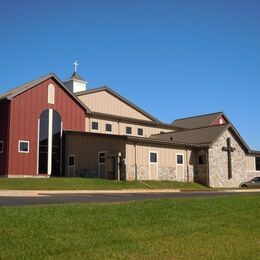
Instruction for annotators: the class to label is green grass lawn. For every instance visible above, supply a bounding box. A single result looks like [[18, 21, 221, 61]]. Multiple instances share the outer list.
[[0, 195, 259, 259], [0, 177, 207, 190]]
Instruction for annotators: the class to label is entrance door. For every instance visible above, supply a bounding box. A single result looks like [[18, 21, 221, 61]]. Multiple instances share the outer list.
[[149, 151, 158, 180], [176, 153, 184, 180], [98, 152, 106, 178], [38, 109, 62, 176]]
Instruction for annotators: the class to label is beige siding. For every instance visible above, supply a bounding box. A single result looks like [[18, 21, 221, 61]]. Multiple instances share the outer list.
[[64, 133, 126, 178], [86, 117, 173, 137], [125, 142, 194, 181], [78, 91, 154, 121], [119, 122, 172, 137], [246, 155, 256, 171], [88, 118, 119, 135]]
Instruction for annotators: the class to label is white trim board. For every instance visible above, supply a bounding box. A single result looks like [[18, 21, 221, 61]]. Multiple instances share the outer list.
[[47, 109, 53, 176], [18, 140, 30, 153]]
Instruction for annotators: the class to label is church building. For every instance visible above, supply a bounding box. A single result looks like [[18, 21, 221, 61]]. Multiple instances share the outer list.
[[0, 65, 259, 187]]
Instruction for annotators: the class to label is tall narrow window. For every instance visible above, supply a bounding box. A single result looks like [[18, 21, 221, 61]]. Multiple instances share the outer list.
[[68, 155, 75, 166], [38, 109, 61, 175], [0, 141, 3, 153], [52, 111, 61, 176], [256, 157, 260, 171], [198, 155, 205, 165], [39, 110, 49, 174], [99, 152, 106, 164], [48, 84, 55, 104]]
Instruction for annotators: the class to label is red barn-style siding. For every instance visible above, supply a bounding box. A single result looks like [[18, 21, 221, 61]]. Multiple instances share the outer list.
[[8, 77, 86, 176], [212, 115, 227, 126], [0, 100, 10, 176]]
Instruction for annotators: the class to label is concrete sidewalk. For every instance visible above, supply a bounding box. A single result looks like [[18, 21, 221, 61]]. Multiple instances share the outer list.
[[0, 189, 181, 197], [0, 189, 259, 197]]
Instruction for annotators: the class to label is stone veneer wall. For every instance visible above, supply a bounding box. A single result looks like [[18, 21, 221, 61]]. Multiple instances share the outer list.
[[208, 130, 259, 187], [126, 164, 194, 182], [158, 167, 176, 180]]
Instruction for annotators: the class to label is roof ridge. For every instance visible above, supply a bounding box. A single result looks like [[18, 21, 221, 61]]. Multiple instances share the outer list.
[[173, 123, 230, 133], [173, 111, 223, 122], [152, 123, 230, 137], [0, 73, 53, 99], [0, 73, 92, 113]]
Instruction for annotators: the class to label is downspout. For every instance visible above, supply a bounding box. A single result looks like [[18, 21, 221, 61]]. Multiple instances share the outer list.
[[206, 149, 210, 187], [134, 142, 138, 180], [186, 149, 189, 182]]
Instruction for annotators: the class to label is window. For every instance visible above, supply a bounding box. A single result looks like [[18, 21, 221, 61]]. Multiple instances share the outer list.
[[39, 110, 49, 173], [256, 157, 260, 171], [68, 155, 75, 166], [150, 152, 158, 163], [48, 84, 55, 104], [38, 109, 61, 175], [18, 141, 29, 153], [0, 141, 3, 153], [198, 155, 205, 165], [106, 123, 112, 132], [177, 154, 183, 165], [99, 152, 106, 164], [137, 128, 143, 136], [92, 121, 98, 130], [126, 127, 132, 135], [219, 118, 224, 124]]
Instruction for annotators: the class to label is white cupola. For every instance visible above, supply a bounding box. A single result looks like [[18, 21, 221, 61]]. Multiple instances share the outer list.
[[64, 61, 87, 93]]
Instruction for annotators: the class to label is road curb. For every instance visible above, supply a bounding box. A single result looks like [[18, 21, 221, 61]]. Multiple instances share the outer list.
[[0, 189, 259, 197], [0, 189, 181, 197]]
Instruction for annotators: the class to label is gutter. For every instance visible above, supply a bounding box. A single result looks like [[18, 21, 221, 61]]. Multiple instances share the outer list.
[[89, 111, 183, 130], [126, 136, 209, 149]]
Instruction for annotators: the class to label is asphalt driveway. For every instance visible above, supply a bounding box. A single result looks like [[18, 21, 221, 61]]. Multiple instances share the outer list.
[[0, 191, 259, 207]]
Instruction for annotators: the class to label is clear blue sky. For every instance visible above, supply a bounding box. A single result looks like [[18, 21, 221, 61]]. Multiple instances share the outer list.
[[0, 0, 259, 149]]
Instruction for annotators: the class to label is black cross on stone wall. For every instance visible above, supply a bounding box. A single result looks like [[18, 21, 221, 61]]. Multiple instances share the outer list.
[[222, 138, 236, 179]]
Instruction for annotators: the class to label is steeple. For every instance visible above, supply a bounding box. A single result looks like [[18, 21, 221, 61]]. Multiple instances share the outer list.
[[64, 61, 87, 93]]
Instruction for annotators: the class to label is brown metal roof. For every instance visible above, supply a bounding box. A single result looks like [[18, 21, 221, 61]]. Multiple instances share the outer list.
[[249, 150, 260, 156], [171, 112, 224, 129], [65, 71, 86, 82], [91, 111, 182, 130], [151, 124, 230, 146]]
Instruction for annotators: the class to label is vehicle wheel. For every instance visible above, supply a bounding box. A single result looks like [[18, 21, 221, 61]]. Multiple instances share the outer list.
[[241, 184, 247, 188]]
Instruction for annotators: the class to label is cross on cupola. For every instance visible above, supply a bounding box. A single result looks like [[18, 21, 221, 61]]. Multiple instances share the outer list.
[[73, 61, 79, 72], [222, 138, 236, 179], [64, 61, 88, 93]]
